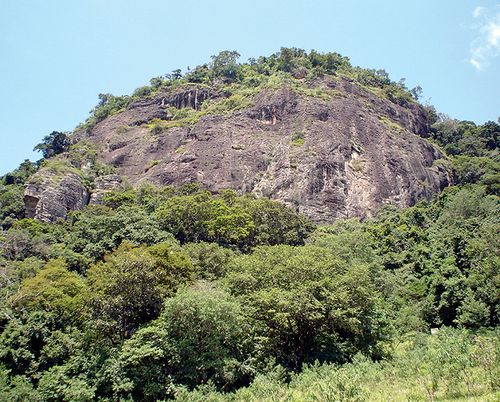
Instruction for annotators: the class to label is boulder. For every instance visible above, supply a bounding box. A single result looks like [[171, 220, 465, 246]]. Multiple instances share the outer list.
[[89, 174, 123, 204], [24, 171, 89, 222]]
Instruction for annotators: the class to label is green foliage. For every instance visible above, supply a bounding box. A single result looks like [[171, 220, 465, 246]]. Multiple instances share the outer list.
[[149, 76, 165, 89], [224, 245, 384, 369], [210, 50, 242, 82], [0, 310, 65, 376], [291, 131, 305, 146], [0, 49, 498, 398], [430, 119, 499, 196], [100, 189, 136, 209], [237, 195, 314, 246], [12, 259, 88, 324], [63, 204, 176, 262], [308, 219, 380, 269], [83, 93, 130, 131], [382, 83, 413, 106], [37, 158, 86, 183], [184, 64, 211, 84], [159, 284, 252, 388], [366, 185, 499, 330], [87, 243, 194, 339], [178, 329, 500, 401], [0, 367, 38, 401], [38, 367, 96, 401], [155, 191, 254, 247], [65, 140, 98, 169], [33, 131, 70, 159], [0, 228, 49, 261], [182, 242, 237, 280], [1, 160, 38, 186], [0, 184, 25, 229], [0, 179, 497, 400], [431, 118, 499, 157], [204, 93, 252, 115], [132, 85, 152, 97], [452, 155, 499, 186], [355, 68, 391, 88], [115, 284, 252, 400], [155, 190, 313, 249], [307, 49, 350, 74], [81, 47, 418, 136], [0, 257, 45, 301]]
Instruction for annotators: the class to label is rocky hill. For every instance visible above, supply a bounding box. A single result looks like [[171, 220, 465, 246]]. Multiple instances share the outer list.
[[2, 49, 498, 402], [25, 49, 452, 222]]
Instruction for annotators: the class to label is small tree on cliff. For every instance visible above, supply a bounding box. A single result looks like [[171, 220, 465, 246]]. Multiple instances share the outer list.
[[211, 50, 242, 82], [33, 131, 70, 159]]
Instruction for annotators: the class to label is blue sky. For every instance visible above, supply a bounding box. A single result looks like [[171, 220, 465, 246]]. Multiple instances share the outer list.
[[1, 0, 499, 174]]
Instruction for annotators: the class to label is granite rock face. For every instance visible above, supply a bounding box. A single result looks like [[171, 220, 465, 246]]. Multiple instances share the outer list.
[[89, 174, 123, 205], [24, 171, 89, 222], [56, 77, 452, 222]]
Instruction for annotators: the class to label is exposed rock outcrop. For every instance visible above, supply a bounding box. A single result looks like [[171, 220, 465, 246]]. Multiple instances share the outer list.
[[43, 77, 453, 223], [161, 87, 211, 110], [75, 86, 219, 141], [24, 171, 89, 222], [89, 174, 123, 204]]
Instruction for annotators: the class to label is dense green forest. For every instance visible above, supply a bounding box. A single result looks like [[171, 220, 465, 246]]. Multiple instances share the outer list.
[[0, 49, 499, 401]]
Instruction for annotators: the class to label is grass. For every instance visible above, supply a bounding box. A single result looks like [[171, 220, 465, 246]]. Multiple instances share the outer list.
[[143, 91, 254, 133], [145, 160, 160, 172], [40, 159, 84, 178], [378, 115, 405, 132], [116, 125, 132, 134], [204, 93, 253, 115], [175, 329, 500, 401], [291, 131, 305, 147]]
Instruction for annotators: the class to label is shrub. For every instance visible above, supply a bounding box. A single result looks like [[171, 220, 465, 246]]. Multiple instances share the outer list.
[[132, 86, 152, 97], [33, 131, 70, 159]]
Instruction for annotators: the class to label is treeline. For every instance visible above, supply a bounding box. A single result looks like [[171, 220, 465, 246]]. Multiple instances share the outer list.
[[429, 116, 499, 194]]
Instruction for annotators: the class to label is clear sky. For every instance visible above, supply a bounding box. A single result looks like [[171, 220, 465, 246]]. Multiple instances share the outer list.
[[1, 0, 499, 174]]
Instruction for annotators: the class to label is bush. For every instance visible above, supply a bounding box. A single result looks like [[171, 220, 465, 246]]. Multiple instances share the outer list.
[[33, 131, 70, 159], [132, 86, 152, 97]]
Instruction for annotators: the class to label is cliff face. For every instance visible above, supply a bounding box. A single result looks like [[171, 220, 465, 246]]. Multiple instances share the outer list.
[[29, 76, 452, 223], [71, 76, 451, 222], [24, 172, 122, 222], [24, 172, 89, 223]]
